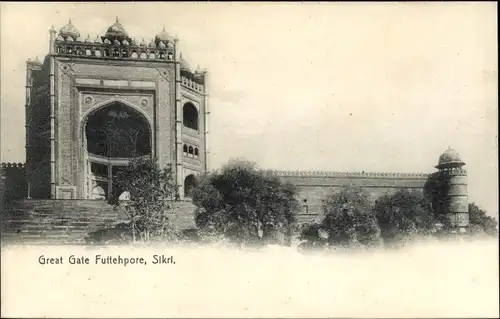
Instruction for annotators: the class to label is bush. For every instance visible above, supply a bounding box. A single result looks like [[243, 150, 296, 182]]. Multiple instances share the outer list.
[[373, 189, 436, 246], [298, 222, 328, 250], [468, 203, 498, 237], [192, 159, 299, 247], [85, 222, 133, 245], [108, 157, 181, 244], [319, 185, 382, 249]]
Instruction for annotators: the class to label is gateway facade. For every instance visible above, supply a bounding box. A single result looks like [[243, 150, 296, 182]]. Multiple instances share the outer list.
[[25, 19, 209, 200]]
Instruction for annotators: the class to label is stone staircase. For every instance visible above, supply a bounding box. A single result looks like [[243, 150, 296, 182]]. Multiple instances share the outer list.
[[1, 199, 198, 245], [1, 199, 318, 245], [169, 200, 197, 230], [1, 199, 127, 245]]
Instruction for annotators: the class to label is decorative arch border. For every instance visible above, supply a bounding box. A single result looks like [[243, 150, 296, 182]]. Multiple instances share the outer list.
[[180, 99, 200, 112], [79, 97, 154, 155], [81, 97, 153, 126]]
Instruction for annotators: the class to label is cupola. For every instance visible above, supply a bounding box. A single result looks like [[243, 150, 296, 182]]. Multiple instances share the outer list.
[[155, 26, 173, 44], [435, 147, 465, 169], [59, 19, 80, 39], [105, 17, 128, 38]]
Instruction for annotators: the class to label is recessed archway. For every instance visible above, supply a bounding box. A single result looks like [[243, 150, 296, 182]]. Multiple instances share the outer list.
[[83, 102, 152, 199], [184, 174, 197, 198]]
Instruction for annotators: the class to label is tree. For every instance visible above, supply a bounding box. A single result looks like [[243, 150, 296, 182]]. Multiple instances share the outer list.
[[468, 203, 498, 237], [298, 222, 328, 251], [319, 185, 382, 249], [110, 157, 180, 243], [191, 159, 299, 247], [373, 189, 436, 246]]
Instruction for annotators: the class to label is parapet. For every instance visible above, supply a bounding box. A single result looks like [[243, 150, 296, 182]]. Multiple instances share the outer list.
[[264, 170, 429, 179], [1, 163, 25, 169]]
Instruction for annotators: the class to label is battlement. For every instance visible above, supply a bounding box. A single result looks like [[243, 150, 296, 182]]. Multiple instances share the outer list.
[[1, 163, 25, 169], [181, 75, 204, 92], [1, 162, 27, 202], [264, 170, 429, 179]]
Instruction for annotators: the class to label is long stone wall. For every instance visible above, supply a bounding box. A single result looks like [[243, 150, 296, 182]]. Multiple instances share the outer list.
[[266, 170, 430, 222]]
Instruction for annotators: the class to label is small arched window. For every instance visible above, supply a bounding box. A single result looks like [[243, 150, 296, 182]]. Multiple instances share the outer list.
[[113, 49, 120, 57], [183, 144, 188, 156], [149, 52, 156, 59], [140, 52, 147, 59], [122, 49, 128, 58], [131, 51, 138, 59], [94, 49, 101, 57], [183, 103, 199, 131], [85, 48, 92, 56], [188, 146, 194, 157], [194, 148, 199, 158]]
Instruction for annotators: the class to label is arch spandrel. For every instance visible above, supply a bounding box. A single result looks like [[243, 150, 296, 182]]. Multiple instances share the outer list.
[[81, 97, 154, 128]]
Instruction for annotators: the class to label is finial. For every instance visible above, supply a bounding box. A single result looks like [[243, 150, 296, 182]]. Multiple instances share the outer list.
[[69, 18, 72, 24], [180, 52, 183, 59], [116, 16, 119, 23], [162, 26, 166, 32]]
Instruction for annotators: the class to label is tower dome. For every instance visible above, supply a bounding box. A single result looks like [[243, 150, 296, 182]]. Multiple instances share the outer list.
[[155, 27, 173, 43], [436, 147, 465, 169], [105, 17, 128, 38], [59, 19, 80, 39], [180, 54, 191, 72]]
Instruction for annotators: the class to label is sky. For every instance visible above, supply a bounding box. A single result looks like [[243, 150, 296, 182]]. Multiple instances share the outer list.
[[0, 2, 498, 216]]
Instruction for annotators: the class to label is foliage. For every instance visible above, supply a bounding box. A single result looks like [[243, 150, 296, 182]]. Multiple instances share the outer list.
[[423, 171, 451, 216], [468, 203, 498, 237], [373, 189, 436, 246], [191, 159, 299, 247], [298, 222, 328, 250], [109, 157, 180, 243], [85, 222, 133, 245], [319, 185, 382, 248]]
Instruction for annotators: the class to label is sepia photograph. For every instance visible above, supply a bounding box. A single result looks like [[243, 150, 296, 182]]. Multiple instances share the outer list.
[[1, 2, 498, 318]]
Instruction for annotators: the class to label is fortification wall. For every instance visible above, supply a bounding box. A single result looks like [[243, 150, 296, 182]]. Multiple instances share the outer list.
[[0, 163, 27, 203], [266, 170, 430, 219], [1, 168, 433, 244]]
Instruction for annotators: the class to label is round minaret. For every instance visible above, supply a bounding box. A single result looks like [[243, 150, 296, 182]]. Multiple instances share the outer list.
[[435, 147, 469, 233]]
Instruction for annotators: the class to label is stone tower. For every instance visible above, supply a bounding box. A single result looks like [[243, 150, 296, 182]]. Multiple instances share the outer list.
[[25, 18, 209, 200], [435, 147, 469, 232]]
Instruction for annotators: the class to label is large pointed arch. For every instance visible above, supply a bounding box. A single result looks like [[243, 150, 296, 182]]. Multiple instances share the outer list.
[[82, 100, 153, 199]]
